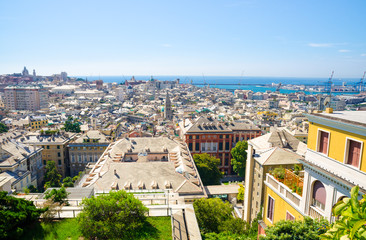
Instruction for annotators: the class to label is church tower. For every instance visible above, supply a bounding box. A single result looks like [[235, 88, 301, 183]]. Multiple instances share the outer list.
[[164, 92, 173, 120]]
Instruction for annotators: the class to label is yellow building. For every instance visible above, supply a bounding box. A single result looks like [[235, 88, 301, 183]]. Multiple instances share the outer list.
[[24, 132, 77, 178], [259, 110, 366, 236], [30, 116, 48, 130]]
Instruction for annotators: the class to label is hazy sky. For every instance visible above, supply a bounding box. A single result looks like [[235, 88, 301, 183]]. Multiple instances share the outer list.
[[1, 0, 365, 78]]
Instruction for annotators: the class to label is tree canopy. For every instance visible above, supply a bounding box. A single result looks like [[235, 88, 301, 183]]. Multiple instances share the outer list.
[[44, 186, 69, 205], [0, 123, 8, 134], [62, 177, 74, 187], [231, 141, 248, 178], [193, 153, 222, 185], [194, 198, 257, 239], [260, 217, 328, 240], [0, 191, 44, 239], [77, 190, 149, 240], [194, 198, 233, 234], [322, 186, 366, 240], [63, 116, 81, 133], [44, 161, 62, 189]]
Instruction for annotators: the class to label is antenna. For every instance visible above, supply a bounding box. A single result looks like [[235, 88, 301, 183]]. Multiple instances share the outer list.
[[202, 73, 206, 85]]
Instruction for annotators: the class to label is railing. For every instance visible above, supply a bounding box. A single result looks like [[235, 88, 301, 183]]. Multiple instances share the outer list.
[[267, 175, 279, 189], [309, 206, 324, 220], [305, 149, 366, 190], [38, 204, 179, 219], [266, 173, 302, 207], [283, 169, 303, 196]]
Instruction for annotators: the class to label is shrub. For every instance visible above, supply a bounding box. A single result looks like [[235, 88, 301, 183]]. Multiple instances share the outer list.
[[77, 190, 148, 239]]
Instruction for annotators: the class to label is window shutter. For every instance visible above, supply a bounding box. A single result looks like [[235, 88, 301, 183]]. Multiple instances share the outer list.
[[348, 140, 361, 167]]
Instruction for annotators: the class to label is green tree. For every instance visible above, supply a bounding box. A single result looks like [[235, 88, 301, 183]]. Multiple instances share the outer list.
[[44, 161, 62, 189], [0, 191, 45, 239], [194, 198, 234, 234], [62, 176, 74, 187], [322, 186, 366, 240], [193, 153, 222, 185], [64, 116, 81, 133], [44, 186, 69, 205], [77, 190, 149, 239], [260, 217, 328, 240], [0, 123, 8, 133], [237, 184, 244, 202], [231, 141, 248, 177], [204, 231, 255, 240]]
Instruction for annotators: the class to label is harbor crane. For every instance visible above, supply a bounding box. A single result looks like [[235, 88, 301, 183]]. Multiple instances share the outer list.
[[354, 71, 366, 92], [324, 71, 334, 94], [275, 83, 282, 93]]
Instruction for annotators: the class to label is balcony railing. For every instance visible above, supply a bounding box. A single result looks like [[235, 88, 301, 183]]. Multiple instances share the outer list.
[[265, 173, 302, 207], [309, 205, 324, 220], [304, 149, 366, 190]]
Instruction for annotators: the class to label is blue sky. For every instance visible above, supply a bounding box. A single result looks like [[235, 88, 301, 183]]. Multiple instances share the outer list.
[[0, 0, 365, 78]]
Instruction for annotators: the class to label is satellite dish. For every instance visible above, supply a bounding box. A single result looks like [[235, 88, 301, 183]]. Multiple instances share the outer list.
[[324, 97, 331, 107]]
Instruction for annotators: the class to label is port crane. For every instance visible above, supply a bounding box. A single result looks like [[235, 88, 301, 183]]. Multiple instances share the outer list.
[[324, 71, 334, 94], [354, 71, 366, 92], [275, 83, 282, 93]]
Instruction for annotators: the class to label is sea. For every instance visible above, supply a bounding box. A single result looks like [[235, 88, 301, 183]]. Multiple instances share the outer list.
[[78, 75, 362, 96]]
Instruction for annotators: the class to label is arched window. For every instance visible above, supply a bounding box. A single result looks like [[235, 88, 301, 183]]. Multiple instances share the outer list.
[[312, 181, 326, 211]]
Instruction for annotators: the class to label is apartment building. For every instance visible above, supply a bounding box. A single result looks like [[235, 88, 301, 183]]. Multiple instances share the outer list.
[[68, 130, 110, 177], [4, 85, 48, 111], [179, 116, 261, 175], [243, 129, 306, 223], [259, 110, 366, 236], [29, 116, 48, 130], [0, 131, 43, 190], [24, 132, 77, 178]]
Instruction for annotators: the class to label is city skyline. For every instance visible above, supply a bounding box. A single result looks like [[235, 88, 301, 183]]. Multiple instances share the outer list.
[[1, 0, 366, 78]]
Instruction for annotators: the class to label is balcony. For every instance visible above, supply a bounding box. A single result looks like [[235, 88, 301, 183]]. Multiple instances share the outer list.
[[265, 173, 302, 207], [309, 205, 324, 220], [304, 149, 366, 190]]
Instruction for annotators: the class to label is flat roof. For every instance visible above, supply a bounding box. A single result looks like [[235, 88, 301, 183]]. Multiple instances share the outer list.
[[312, 111, 366, 127], [204, 184, 239, 195]]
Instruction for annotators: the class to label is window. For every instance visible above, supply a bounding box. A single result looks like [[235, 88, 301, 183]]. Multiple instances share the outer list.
[[46, 145, 50, 149], [57, 145, 60, 149], [267, 195, 274, 222], [189, 135, 193, 139], [72, 154, 75, 163], [196, 143, 200, 151], [346, 139, 361, 168], [286, 212, 295, 221], [188, 143, 193, 151], [318, 131, 329, 155], [225, 142, 230, 150], [219, 135, 223, 139], [196, 135, 200, 139], [236, 137, 239, 142], [57, 152, 61, 157], [225, 158, 229, 166], [312, 181, 326, 211], [90, 155, 93, 162], [78, 154, 82, 163], [58, 160, 62, 165], [201, 143, 206, 152], [219, 142, 223, 151], [43, 160, 46, 165]]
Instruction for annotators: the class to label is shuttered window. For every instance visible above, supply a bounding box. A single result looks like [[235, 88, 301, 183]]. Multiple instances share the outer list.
[[267, 196, 274, 222], [312, 181, 326, 211], [286, 212, 295, 221], [318, 131, 329, 154], [347, 140, 361, 168]]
